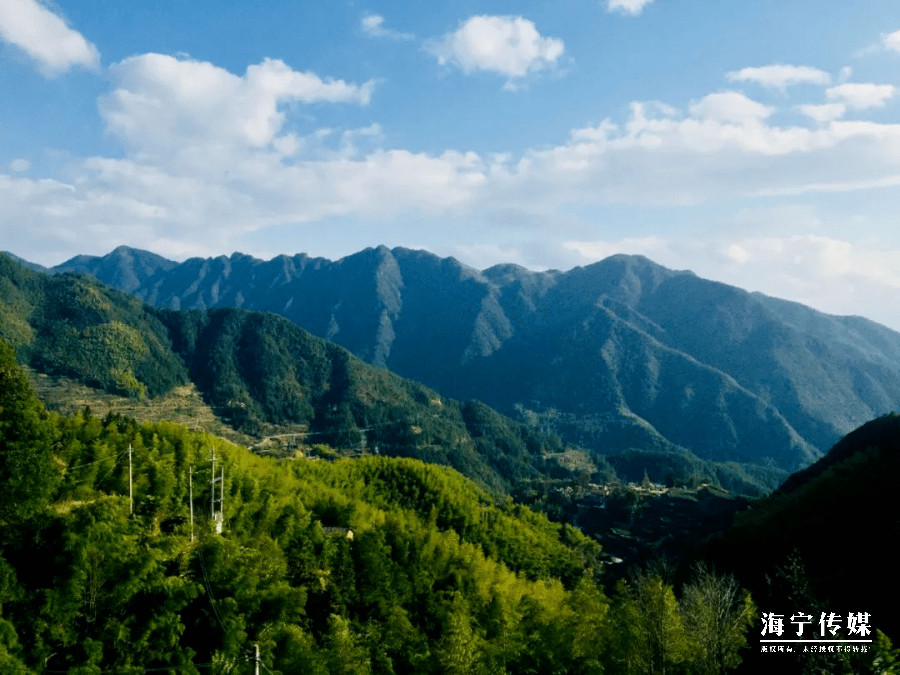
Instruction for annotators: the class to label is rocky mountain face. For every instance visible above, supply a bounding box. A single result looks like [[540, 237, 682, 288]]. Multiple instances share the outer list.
[[49, 245, 900, 471]]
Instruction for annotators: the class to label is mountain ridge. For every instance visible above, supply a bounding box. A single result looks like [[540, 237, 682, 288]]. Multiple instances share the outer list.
[[29, 245, 900, 472]]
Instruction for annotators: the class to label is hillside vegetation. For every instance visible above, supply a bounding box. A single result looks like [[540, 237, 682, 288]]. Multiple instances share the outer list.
[[0, 338, 778, 674], [0, 254, 561, 495], [0, 253, 187, 398], [709, 413, 900, 640], [698, 413, 900, 673]]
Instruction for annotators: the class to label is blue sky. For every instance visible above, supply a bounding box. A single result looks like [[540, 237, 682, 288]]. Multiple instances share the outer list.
[[3, 0, 900, 330]]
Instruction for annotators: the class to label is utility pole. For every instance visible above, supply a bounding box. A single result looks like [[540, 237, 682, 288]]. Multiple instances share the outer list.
[[254, 643, 260, 675], [189, 465, 194, 543], [210, 449, 216, 521], [219, 466, 225, 533], [210, 449, 225, 534], [128, 443, 133, 514]]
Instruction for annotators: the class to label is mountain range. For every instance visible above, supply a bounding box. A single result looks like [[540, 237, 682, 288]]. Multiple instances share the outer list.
[[39, 244, 900, 473], [1, 252, 585, 495]]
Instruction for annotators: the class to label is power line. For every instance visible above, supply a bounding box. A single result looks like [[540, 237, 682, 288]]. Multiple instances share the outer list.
[[198, 549, 227, 633], [60, 447, 132, 489], [46, 662, 213, 673], [65, 447, 131, 472]]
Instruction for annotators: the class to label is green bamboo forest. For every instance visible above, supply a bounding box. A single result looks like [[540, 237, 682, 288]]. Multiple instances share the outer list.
[[0, 338, 748, 673]]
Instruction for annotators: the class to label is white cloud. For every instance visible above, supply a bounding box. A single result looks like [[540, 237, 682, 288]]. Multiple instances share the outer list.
[[883, 29, 900, 53], [446, 242, 530, 269], [0, 171, 163, 261], [361, 13, 384, 34], [726, 64, 831, 91], [1, 54, 468, 261], [0, 145, 491, 265], [9, 158, 31, 172], [361, 13, 414, 40], [752, 174, 900, 198], [826, 83, 896, 109], [606, 0, 655, 16], [500, 93, 900, 210], [17, 70, 900, 250], [81, 147, 486, 225], [689, 91, 773, 123], [0, 0, 99, 75], [711, 234, 900, 323], [729, 203, 824, 235], [796, 103, 846, 123], [99, 54, 376, 154], [429, 15, 564, 82]]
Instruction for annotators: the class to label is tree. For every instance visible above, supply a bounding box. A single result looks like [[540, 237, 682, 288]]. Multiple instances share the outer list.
[[0, 622, 30, 675], [680, 563, 755, 674], [870, 629, 900, 674], [0, 558, 28, 675], [563, 577, 612, 673], [437, 593, 483, 675], [0, 339, 60, 521], [324, 614, 371, 675], [616, 571, 689, 675]]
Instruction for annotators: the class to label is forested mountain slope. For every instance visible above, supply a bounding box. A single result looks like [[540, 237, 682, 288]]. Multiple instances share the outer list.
[[0, 253, 569, 494], [0, 337, 773, 674], [4, 338, 898, 673], [50, 245, 900, 471], [706, 413, 900, 669], [0, 339, 605, 673]]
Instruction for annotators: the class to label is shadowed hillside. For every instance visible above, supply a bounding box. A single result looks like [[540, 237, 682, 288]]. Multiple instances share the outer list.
[[706, 413, 900, 670]]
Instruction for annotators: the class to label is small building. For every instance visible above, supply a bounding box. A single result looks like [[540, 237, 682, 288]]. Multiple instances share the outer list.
[[322, 526, 354, 540]]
